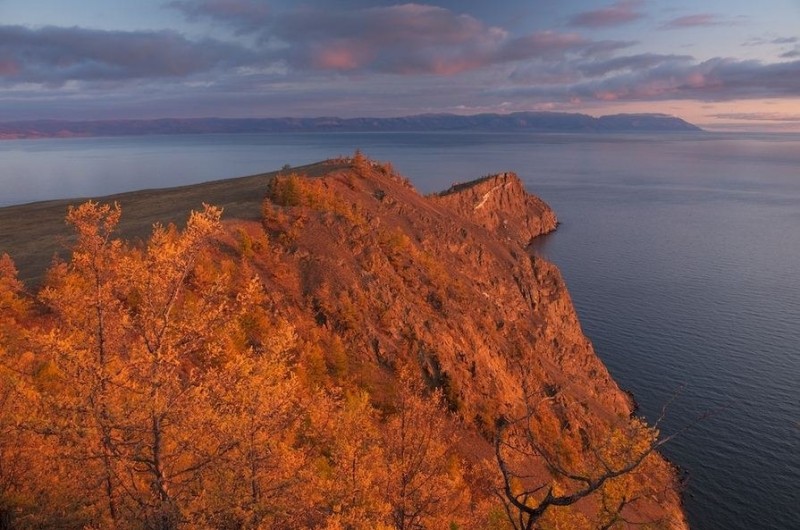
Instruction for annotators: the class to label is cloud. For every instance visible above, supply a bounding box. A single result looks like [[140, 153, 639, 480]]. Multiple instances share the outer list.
[[585, 58, 800, 101], [661, 14, 724, 29], [577, 53, 693, 76], [167, 0, 270, 33], [508, 53, 689, 84], [743, 36, 798, 47], [0, 25, 254, 86], [708, 112, 800, 122], [568, 0, 644, 28], [171, 3, 633, 75], [673, 14, 715, 27], [5, 2, 799, 121], [495, 58, 800, 103], [272, 4, 507, 74]]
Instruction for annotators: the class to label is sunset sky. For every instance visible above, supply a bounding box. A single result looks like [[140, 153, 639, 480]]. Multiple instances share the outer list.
[[1, 0, 799, 130]]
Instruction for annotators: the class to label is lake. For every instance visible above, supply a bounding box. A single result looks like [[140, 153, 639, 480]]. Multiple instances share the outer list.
[[1, 131, 799, 529]]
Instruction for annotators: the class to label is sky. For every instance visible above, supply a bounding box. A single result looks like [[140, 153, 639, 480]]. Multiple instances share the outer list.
[[1, 0, 799, 131]]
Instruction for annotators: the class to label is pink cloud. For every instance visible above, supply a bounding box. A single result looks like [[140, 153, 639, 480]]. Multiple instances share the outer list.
[[273, 5, 628, 75], [708, 112, 800, 122], [311, 42, 369, 71], [662, 14, 723, 29], [264, 4, 629, 76], [595, 91, 620, 101], [0, 59, 20, 76], [569, 0, 644, 28], [172, 2, 631, 76]]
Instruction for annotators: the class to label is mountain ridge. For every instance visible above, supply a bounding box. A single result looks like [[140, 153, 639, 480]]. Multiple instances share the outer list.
[[0, 112, 702, 139]]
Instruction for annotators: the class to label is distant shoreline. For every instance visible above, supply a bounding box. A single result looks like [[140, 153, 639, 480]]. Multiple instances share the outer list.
[[0, 111, 702, 140]]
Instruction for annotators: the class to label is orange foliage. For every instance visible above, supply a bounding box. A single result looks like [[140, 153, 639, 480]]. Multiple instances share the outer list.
[[0, 194, 677, 530]]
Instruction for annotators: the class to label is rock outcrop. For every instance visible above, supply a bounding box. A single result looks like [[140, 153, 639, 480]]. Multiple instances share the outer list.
[[248, 159, 687, 528], [433, 172, 558, 246]]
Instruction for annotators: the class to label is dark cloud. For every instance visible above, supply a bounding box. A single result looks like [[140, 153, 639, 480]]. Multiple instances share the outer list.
[[568, 0, 644, 28], [577, 53, 693, 76], [167, 0, 271, 33], [172, 3, 633, 75], [780, 48, 800, 58], [0, 25, 253, 86], [495, 58, 800, 103], [508, 53, 689, 84]]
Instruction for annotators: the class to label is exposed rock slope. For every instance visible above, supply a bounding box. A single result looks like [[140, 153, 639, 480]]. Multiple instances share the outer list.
[[434, 172, 558, 246], [245, 159, 687, 527]]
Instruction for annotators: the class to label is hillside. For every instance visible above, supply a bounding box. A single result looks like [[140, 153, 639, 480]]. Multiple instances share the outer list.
[[0, 161, 334, 286], [0, 157, 687, 528], [0, 112, 702, 139]]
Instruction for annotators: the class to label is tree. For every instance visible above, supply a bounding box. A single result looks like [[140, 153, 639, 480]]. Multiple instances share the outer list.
[[352, 149, 370, 176], [100, 203, 257, 527], [493, 383, 678, 530], [33, 202, 129, 525], [320, 390, 390, 529], [0, 254, 36, 529], [189, 313, 313, 528], [382, 371, 468, 530], [28, 202, 278, 528]]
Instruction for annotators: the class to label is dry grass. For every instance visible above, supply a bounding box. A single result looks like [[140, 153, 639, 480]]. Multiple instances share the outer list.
[[0, 161, 333, 286]]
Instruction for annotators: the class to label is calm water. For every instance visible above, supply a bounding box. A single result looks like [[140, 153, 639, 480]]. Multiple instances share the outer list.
[[2, 132, 799, 528]]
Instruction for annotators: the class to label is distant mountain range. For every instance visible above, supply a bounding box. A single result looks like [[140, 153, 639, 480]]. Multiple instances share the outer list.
[[0, 112, 702, 139]]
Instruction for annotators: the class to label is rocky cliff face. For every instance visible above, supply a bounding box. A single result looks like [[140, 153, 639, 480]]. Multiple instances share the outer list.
[[244, 159, 687, 528], [433, 172, 558, 246]]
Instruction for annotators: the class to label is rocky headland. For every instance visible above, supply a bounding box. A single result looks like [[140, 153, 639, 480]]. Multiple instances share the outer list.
[[0, 157, 687, 528]]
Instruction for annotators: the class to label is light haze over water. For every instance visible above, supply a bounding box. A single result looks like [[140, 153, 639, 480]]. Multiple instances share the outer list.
[[1, 132, 799, 529]]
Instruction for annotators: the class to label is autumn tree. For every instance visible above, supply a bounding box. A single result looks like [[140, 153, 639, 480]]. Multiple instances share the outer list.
[[0, 254, 35, 528], [101, 205, 279, 527], [21, 202, 306, 528], [32, 202, 130, 525], [352, 149, 370, 176], [493, 381, 675, 530], [319, 390, 390, 529], [189, 312, 316, 528], [382, 371, 468, 530]]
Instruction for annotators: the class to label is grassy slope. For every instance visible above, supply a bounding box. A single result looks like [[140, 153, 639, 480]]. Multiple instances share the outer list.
[[0, 162, 331, 285]]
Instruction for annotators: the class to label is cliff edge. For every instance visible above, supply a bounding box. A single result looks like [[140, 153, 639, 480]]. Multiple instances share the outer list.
[[251, 158, 687, 528], [434, 172, 558, 246]]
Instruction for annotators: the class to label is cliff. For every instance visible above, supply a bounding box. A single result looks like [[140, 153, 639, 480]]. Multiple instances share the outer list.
[[0, 158, 688, 527], [250, 159, 687, 527], [434, 172, 558, 245]]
